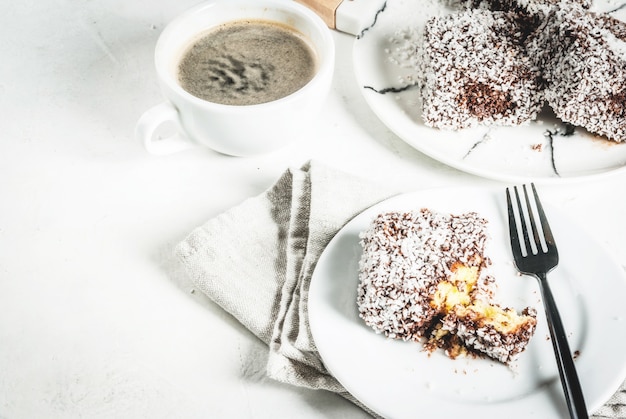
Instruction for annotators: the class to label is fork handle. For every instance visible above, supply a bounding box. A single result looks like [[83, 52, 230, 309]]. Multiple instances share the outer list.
[[538, 273, 588, 419]]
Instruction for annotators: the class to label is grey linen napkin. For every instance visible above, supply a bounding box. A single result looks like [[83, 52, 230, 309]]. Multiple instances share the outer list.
[[175, 160, 626, 418], [175, 160, 397, 407]]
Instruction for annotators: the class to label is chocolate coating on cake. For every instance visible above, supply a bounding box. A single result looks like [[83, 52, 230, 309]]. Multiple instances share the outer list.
[[419, 10, 543, 130]]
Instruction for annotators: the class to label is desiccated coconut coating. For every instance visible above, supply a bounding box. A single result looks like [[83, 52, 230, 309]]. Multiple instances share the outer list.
[[419, 10, 543, 130], [441, 305, 537, 364], [527, 5, 626, 142], [357, 209, 537, 364], [357, 210, 490, 341], [411, 0, 625, 142], [446, 0, 591, 14]]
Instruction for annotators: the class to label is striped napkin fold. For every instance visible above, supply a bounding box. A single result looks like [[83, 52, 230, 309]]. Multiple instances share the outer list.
[[175, 160, 395, 413]]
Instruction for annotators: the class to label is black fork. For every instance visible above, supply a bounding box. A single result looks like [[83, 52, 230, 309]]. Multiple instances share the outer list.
[[506, 184, 588, 419]]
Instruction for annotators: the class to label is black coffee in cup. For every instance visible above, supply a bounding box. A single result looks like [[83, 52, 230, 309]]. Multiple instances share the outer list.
[[177, 19, 318, 106]]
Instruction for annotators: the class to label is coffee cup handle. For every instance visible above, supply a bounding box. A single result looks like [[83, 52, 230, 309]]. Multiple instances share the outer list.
[[136, 102, 196, 155]]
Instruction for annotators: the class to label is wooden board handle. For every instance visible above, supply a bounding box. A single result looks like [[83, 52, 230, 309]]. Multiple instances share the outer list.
[[295, 0, 343, 29]]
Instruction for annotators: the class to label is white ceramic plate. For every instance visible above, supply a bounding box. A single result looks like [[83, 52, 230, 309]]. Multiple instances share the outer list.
[[309, 187, 626, 418], [353, 0, 626, 183]]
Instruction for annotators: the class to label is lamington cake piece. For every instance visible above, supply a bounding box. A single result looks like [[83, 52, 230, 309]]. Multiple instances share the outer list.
[[419, 9, 543, 130], [446, 0, 591, 14], [527, 4, 626, 142], [357, 209, 537, 364]]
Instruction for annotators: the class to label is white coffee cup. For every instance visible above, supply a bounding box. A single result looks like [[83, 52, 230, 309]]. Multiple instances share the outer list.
[[136, 0, 334, 156]]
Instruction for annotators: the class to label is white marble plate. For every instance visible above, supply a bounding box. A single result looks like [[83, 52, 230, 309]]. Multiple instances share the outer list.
[[352, 0, 626, 183], [309, 187, 626, 418]]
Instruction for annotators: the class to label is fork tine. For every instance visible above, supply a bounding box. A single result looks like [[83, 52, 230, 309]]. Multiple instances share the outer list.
[[506, 187, 523, 257], [523, 184, 543, 254], [513, 185, 533, 256], [530, 183, 557, 250]]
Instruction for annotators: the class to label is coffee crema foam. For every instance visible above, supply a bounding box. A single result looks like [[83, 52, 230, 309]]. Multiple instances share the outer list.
[[177, 20, 317, 106]]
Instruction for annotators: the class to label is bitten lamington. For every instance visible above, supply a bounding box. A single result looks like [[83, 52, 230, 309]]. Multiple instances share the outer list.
[[357, 209, 537, 364]]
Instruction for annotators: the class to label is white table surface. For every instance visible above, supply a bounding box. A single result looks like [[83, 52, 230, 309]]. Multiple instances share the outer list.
[[1, 1, 625, 418]]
